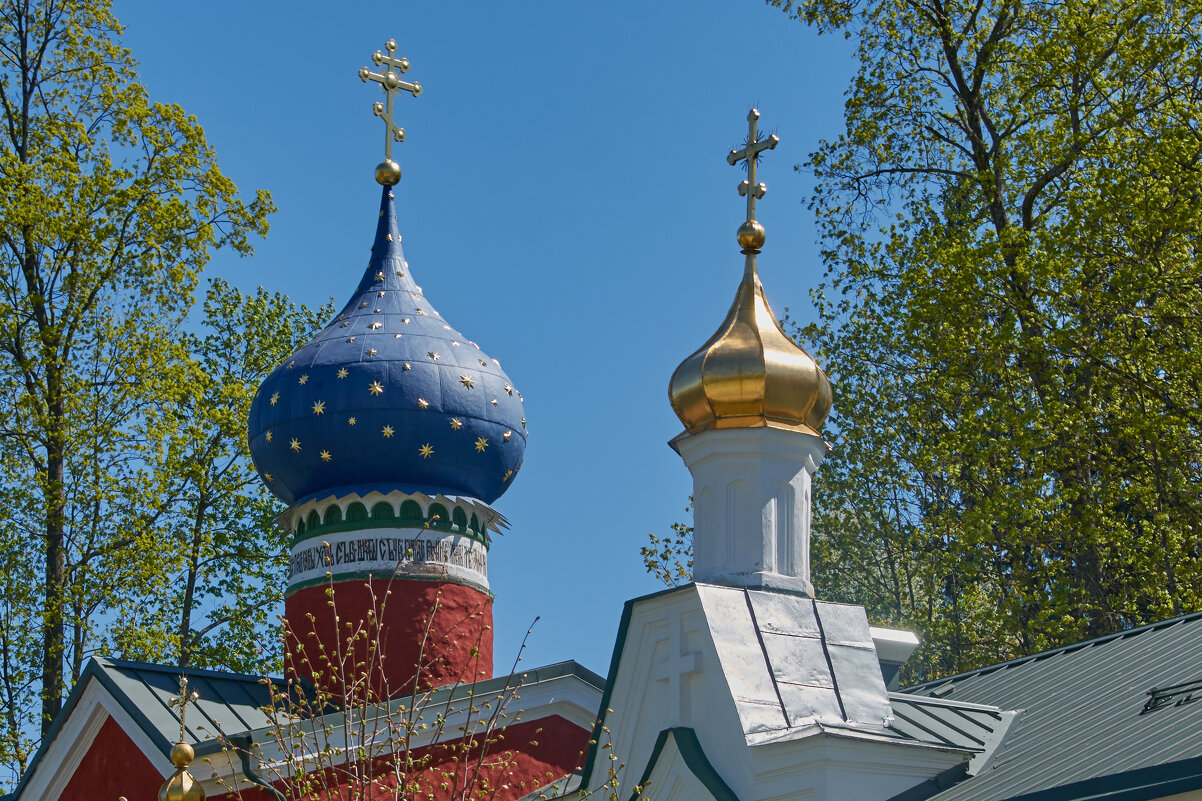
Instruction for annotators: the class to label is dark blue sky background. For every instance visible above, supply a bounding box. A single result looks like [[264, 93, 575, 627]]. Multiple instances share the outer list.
[[114, 0, 856, 676]]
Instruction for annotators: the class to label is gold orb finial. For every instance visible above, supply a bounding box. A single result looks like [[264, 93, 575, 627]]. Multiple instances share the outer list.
[[170, 742, 195, 768], [375, 160, 402, 185], [737, 220, 766, 251]]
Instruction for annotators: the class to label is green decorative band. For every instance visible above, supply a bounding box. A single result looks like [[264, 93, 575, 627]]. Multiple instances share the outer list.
[[290, 496, 493, 547], [290, 517, 488, 548]]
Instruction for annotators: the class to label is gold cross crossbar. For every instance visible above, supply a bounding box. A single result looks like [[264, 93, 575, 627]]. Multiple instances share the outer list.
[[167, 676, 200, 743], [360, 39, 422, 167], [726, 108, 779, 224]]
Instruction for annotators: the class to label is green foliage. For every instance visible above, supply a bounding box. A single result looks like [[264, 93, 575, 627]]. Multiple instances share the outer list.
[[104, 280, 329, 674], [641, 501, 692, 588], [770, 0, 1202, 679], [650, 0, 1202, 684], [0, 0, 319, 784]]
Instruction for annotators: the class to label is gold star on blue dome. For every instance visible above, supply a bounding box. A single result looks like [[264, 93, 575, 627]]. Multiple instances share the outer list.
[[475, 437, 488, 452], [369, 381, 384, 396], [419, 443, 434, 458]]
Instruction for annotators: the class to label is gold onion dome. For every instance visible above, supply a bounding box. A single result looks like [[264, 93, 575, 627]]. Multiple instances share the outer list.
[[158, 743, 205, 801], [669, 260, 831, 437]]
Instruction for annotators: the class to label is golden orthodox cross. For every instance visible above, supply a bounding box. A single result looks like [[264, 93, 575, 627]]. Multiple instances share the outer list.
[[359, 39, 422, 164], [167, 675, 200, 742], [726, 108, 779, 223]]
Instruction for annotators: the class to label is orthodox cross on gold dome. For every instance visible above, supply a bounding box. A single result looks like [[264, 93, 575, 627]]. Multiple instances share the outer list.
[[359, 38, 422, 185], [167, 675, 200, 743], [726, 108, 778, 252]]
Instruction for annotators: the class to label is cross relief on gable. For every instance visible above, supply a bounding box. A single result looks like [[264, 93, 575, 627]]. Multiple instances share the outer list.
[[653, 613, 704, 726]]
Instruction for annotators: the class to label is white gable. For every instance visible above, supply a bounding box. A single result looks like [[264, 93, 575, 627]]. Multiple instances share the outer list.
[[587, 584, 976, 801]]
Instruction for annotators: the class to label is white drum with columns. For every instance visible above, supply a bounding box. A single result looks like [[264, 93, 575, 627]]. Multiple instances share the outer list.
[[674, 427, 826, 596]]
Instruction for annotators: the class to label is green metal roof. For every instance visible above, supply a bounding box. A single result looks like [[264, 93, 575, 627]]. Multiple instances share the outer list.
[[12, 656, 604, 801], [95, 657, 284, 751], [901, 611, 1202, 801]]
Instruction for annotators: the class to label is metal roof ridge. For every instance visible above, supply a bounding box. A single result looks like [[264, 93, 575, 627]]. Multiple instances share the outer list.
[[742, 715, 983, 753], [430, 659, 606, 701], [99, 656, 281, 686], [890, 692, 1008, 714], [904, 610, 1202, 692], [205, 658, 607, 752]]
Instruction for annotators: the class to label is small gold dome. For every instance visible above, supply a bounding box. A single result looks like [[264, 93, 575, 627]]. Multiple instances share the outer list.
[[158, 742, 205, 801], [669, 259, 831, 438]]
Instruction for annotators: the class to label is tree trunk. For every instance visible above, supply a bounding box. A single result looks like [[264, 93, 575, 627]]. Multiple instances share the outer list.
[[178, 498, 208, 668], [40, 445, 65, 735]]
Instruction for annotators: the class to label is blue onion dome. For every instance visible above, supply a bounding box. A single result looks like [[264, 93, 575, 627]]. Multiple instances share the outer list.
[[248, 186, 528, 506]]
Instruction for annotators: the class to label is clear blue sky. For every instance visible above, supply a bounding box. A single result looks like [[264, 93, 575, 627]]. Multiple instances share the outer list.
[[113, 1, 855, 676]]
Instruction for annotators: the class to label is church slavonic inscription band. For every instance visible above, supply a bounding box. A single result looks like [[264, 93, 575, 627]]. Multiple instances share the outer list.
[[289, 529, 489, 590]]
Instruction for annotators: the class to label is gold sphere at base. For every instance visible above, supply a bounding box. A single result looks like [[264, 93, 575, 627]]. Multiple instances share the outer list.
[[737, 220, 766, 250], [374, 160, 402, 185], [170, 742, 195, 768]]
